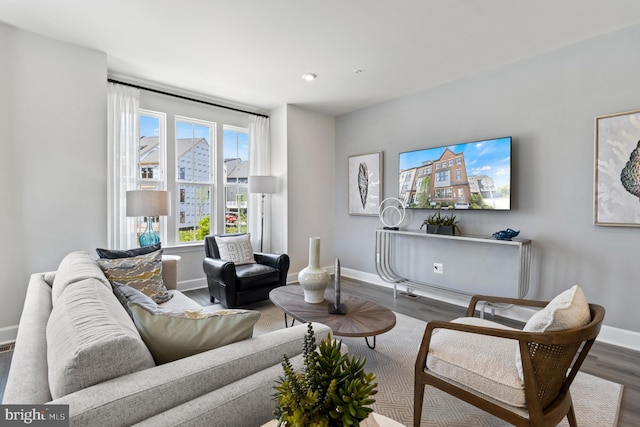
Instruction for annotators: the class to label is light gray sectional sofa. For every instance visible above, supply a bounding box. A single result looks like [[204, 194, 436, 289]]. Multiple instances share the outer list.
[[3, 251, 330, 426]]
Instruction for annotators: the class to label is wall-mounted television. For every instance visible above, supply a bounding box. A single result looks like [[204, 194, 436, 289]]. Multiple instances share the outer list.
[[399, 136, 512, 210]]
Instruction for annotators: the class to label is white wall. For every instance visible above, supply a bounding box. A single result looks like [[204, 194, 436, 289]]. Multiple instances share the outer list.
[[335, 23, 640, 336], [285, 106, 336, 274], [0, 23, 107, 336]]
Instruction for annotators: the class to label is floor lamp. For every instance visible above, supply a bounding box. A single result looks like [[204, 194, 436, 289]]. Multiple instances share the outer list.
[[249, 176, 276, 252]]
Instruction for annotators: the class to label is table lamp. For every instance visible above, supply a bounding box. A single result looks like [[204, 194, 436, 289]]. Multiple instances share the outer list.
[[126, 190, 170, 247], [249, 176, 276, 252]]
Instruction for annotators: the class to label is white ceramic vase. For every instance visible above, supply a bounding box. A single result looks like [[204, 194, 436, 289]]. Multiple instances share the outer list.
[[298, 237, 329, 303]]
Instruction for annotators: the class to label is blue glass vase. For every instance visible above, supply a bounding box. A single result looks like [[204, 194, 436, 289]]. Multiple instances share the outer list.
[[139, 217, 161, 247]]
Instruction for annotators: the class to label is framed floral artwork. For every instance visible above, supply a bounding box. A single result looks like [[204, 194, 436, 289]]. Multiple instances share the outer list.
[[594, 109, 640, 226], [348, 152, 383, 216]]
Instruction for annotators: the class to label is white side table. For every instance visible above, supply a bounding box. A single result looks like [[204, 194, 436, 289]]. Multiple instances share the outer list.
[[161, 254, 181, 290]]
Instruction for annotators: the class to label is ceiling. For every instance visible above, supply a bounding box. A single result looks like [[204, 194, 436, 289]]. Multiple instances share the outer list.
[[2, 0, 640, 116]]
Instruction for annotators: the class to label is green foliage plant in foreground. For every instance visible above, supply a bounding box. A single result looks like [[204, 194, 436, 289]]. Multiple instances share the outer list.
[[274, 323, 378, 427]]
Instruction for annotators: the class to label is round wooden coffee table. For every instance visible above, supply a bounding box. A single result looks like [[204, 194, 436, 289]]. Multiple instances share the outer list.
[[269, 285, 396, 349]]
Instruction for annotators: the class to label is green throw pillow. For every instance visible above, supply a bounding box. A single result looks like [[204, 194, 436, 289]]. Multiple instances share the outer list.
[[129, 303, 261, 364]]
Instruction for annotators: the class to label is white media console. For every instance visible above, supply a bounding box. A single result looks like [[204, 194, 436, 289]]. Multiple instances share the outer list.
[[375, 228, 532, 299]]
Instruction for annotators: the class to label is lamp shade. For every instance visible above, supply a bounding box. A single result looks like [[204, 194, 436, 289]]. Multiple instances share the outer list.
[[249, 176, 277, 194], [126, 190, 170, 217]]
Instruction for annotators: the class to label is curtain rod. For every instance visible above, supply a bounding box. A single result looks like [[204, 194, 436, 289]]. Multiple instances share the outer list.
[[107, 78, 269, 119]]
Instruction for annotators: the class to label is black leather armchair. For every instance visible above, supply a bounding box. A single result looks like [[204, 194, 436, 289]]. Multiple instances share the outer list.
[[203, 234, 290, 308]]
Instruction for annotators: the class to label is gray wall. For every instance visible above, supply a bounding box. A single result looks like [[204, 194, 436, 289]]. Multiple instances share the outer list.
[[335, 24, 640, 333], [0, 23, 107, 336]]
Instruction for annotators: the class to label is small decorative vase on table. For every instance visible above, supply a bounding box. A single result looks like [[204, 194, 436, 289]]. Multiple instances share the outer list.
[[298, 237, 329, 303]]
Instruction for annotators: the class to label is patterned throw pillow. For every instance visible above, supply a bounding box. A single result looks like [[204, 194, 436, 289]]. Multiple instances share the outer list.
[[97, 249, 173, 304], [214, 234, 256, 265], [129, 303, 261, 364]]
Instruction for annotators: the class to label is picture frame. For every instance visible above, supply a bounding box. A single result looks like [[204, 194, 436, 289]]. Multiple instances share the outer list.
[[348, 151, 383, 216], [594, 109, 640, 226]]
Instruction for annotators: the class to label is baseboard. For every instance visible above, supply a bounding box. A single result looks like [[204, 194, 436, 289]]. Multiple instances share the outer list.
[[177, 277, 208, 292], [342, 267, 640, 352], [0, 325, 17, 346]]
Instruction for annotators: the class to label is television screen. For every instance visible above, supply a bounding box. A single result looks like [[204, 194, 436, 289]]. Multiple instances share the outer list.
[[399, 136, 512, 210]]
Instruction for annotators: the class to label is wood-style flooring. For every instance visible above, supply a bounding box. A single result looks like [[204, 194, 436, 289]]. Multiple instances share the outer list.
[[185, 279, 640, 427]]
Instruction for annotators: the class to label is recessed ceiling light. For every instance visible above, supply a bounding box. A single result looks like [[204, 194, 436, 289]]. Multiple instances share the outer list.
[[302, 73, 317, 81]]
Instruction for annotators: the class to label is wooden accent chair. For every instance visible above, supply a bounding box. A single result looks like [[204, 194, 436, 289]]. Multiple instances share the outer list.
[[414, 290, 605, 427]]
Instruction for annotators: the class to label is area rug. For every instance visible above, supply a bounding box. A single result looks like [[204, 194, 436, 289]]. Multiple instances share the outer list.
[[251, 301, 623, 427]]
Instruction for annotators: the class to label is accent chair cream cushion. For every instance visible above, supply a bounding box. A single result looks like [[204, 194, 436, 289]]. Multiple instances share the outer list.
[[46, 278, 156, 399], [516, 285, 591, 381], [97, 249, 173, 304], [129, 303, 261, 364], [214, 234, 256, 265], [426, 317, 526, 407]]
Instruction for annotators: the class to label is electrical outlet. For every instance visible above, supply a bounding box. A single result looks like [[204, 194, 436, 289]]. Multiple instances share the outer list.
[[433, 263, 444, 274]]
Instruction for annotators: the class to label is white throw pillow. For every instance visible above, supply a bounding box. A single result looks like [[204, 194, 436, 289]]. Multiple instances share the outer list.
[[516, 285, 591, 381], [129, 303, 261, 364], [214, 234, 256, 265], [523, 285, 590, 333]]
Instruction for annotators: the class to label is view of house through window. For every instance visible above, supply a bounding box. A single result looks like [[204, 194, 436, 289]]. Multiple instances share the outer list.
[[137, 111, 166, 241], [176, 118, 214, 243], [224, 126, 249, 233], [137, 108, 250, 246]]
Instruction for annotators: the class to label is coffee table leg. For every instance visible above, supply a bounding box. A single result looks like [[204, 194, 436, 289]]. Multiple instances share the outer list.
[[365, 336, 376, 349], [284, 313, 296, 328]]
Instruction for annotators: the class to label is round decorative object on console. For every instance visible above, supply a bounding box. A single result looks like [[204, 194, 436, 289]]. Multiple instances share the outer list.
[[379, 197, 406, 230], [298, 237, 330, 303]]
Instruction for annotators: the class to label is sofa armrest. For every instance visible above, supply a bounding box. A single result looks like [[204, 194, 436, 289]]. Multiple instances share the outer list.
[[53, 322, 331, 427], [2, 274, 53, 404]]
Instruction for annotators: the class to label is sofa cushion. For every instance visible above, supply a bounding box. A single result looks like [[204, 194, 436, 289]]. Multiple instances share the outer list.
[[129, 303, 261, 364], [47, 278, 156, 399], [52, 251, 111, 304], [97, 249, 173, 304], [214, 234, 256, 265], [96, 243, 161, 259], [426, 317, 526, 407]]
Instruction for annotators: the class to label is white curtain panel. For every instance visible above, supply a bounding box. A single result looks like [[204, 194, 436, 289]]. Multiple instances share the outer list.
[[249, 116, 272, 251], [107, 83, 140, 249]]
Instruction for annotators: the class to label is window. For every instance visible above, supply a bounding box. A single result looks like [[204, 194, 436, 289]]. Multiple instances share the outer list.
[[136, 110, 166, 242], [175, 117, 214, 243], [123, 92, 257, 248], [223, 126, 249, 233]]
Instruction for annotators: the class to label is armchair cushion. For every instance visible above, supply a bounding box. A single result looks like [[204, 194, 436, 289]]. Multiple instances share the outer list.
[[129, 303, 261, 364], [214, 234, 256, 265], [426, 317, 526, 407], [235, 263, 280, 291]]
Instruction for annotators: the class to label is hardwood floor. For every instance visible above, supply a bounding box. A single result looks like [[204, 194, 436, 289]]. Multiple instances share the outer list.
[[187, 279, 640, 426]]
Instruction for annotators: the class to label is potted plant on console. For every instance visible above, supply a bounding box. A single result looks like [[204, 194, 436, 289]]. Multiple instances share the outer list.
[[420, 211, 459, 235], [274, 323, 378, 426]]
